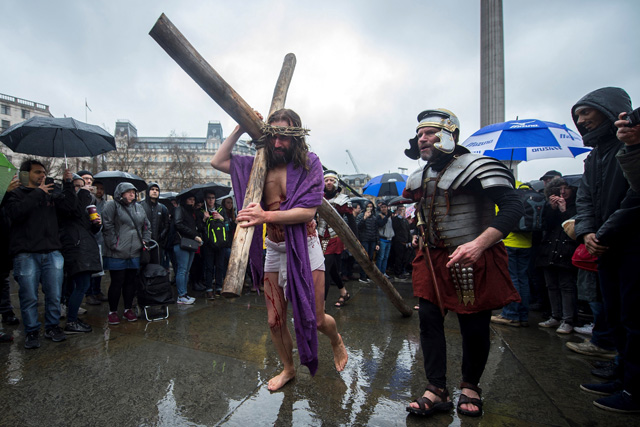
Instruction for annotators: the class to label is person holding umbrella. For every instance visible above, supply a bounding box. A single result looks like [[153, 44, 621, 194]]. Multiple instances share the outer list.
[[4, 160, 76, 348], [101, 182, 151, 324]]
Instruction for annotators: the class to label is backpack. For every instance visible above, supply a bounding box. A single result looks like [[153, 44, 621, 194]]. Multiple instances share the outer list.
[[514, 184, 546, 232], [205, 213, 232, 249]]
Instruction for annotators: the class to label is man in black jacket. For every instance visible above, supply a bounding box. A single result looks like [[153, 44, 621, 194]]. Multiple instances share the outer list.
[[141, 182, 169, 262], [572, 87, 640, 413], [4, 160, 73, 349]]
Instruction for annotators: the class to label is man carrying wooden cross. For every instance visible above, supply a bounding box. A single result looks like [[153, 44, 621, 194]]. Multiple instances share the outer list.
[[211, 108, 348, 391]]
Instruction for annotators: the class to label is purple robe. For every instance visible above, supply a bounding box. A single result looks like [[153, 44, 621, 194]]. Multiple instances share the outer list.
[[230, 152, 324, 375]]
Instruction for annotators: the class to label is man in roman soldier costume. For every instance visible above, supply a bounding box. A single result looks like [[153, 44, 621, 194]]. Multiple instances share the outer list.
[[403, 109, 522, 418], [317, 170, 354, 307]]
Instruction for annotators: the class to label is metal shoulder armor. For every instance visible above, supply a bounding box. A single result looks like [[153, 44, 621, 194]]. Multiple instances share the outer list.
[[438, 153, 514, 191], [405, 167, 424, 192]]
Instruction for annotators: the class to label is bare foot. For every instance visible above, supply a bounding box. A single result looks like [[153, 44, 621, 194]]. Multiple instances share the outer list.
[[267, 369, 296, 391], [332, 334, 348, 372], [459, 387, 480, 412]]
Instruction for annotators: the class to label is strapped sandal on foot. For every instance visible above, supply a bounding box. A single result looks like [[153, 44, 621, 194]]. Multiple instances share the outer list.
[[334, 292, 351, 307], [406, 384, 453, 416], [457, 382, 483, 417]]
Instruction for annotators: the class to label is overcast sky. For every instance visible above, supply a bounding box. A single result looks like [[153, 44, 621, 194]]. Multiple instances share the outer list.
[[2, 0, 639, 182]]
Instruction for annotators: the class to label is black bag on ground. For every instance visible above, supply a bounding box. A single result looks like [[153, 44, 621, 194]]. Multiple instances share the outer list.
[[137, 263, 174, 306], [513, 184, 546, 232]]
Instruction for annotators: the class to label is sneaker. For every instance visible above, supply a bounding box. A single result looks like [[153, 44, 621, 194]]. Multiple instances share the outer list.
[[85, 295, 102, 306], [24, 331, 40, 349], [358, 278, 369, 283], [64, 321, 92, 334], [44, 326, 67, 342], [108, 312, 120, 325], [78, 307, 87, 315], [592, 363, 619, 380], [566, 340, 617, 359], [491, 314, 520, 327], [59, 303, 67, 319], [580, 380, 623, 396], [177, 296, 195, 305], [2, 313, 20, 326], [574, 323, 594, 335], [556, 321, 573, 334], [538, 317, 561, 328], [594, 391, 640, 413], [123, 309, 137, 322]]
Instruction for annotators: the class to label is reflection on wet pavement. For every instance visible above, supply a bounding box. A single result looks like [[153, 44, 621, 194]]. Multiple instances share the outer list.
[[0, 277, 636, 426]]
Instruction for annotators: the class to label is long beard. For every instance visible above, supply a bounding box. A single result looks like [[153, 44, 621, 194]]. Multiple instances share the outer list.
[[266, 145, 293, 168]]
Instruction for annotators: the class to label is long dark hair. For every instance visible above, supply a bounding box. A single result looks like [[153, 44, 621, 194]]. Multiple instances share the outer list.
[[265, 109, 310, 171]]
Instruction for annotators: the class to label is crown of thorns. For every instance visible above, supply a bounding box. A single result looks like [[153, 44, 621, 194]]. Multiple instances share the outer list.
[[261, 124, 310, 137]]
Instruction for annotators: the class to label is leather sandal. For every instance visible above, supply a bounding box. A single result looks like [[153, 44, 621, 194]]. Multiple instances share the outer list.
[[406, 384, 453, 416], [457, 382, 483, 417], [334, 292, 351, 307]]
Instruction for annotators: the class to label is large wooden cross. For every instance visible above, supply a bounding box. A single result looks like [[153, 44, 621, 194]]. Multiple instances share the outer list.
[[149, 14, 411, 317]]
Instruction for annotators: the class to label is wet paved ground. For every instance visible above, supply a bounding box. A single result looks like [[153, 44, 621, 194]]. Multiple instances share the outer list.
[[0, 275, 635, 426]]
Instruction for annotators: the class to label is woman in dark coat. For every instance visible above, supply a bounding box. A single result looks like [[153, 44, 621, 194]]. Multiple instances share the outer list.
[[58, 175, 103, 333], [171, 194, 203, 304], [537, 177, 579, 334]]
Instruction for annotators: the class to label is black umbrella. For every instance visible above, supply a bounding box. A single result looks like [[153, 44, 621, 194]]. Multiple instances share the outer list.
[[93, 171, 147, 195], [177, 182, 232, 201], [562, 174, 583, 188], [158, 192, 179, 210], [349, 197, 370, 210], [387, 195, 412, 206], [0, 116, 116, 160], [159, 191, 179, 200]]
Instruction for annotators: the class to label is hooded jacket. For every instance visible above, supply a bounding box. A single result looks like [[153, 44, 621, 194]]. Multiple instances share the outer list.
[[141, 188, 169, 246], [573, 87, 639, 246], [101, 182, 151, 259]]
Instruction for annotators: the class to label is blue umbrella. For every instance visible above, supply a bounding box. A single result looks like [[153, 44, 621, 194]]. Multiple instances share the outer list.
[[461, 119, 590, 161], [363, 173, 408, 197]]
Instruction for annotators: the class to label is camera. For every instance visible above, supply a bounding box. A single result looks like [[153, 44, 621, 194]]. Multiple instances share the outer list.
[[625, 107, 640, 127]]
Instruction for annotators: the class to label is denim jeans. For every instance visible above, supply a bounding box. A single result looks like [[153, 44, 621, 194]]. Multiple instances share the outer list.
[[67, 272, 91, 322], [501, 246, 531, 322], [360, 241, 376, 280], [13, 251, 64, 333], [174, 244, 196, 297], [376, 239, 392, 275]]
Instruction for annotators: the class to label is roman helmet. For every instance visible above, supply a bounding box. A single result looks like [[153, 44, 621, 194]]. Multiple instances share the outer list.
[[405, 108, 461, 159]]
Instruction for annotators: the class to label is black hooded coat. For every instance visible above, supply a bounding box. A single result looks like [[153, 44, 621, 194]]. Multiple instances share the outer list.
[[573, 87, 640, 247]]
